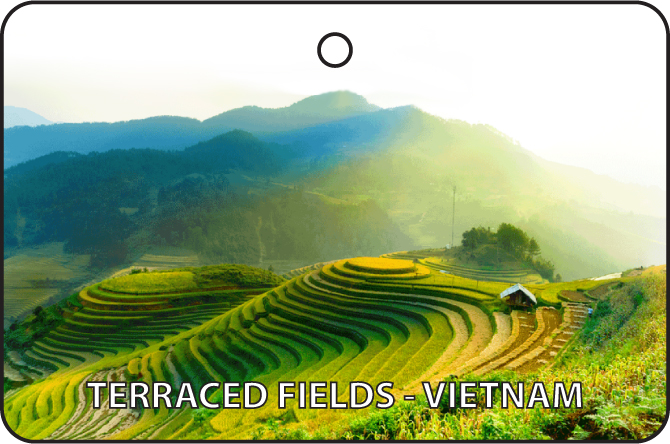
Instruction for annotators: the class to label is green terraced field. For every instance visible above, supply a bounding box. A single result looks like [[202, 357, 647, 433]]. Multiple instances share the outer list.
[[3, 265, 284, 382], [421, 258, 544, 284], [3, 255, 618, 440], [99, 271, 198, 294], [382, 249, 546, 285], [525, 278, 633, 304]]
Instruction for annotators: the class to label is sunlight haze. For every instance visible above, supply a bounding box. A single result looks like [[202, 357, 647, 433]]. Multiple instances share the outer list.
[[3, 3, 666, 189]]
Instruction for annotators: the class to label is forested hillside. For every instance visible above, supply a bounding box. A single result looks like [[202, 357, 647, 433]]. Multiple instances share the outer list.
[[4, 130, 411, 271]]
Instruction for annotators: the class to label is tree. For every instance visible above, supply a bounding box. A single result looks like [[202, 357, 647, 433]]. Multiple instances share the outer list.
[[496, 223, 529, 257], [462, 227, 479, 250], [527, 238, 541, 259], [462, 226, 493, 250]]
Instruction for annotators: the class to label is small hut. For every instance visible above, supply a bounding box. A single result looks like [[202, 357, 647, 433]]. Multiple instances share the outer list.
[[500, 283, 537, 307]]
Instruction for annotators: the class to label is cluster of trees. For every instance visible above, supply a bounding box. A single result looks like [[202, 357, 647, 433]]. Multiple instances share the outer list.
[[461, 223, 557, 281], [462, 223, 540, 259], [461, 226, 495, 250], [496, 223, 541, 258], [4, 304, 65, 353]]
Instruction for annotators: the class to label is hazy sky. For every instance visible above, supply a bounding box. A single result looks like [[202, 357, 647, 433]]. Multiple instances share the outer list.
[[3, 3, 666, 190]]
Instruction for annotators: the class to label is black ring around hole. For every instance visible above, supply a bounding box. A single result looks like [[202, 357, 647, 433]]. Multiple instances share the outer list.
[[317, 32, 353, 68]]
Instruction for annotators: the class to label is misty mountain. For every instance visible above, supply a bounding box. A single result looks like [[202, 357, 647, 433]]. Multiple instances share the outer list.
[[3, 91, 379, 169], [203, 90, 380, 132], [3, 92, 665, 281], [3, 116, 210, 169], [261, 104, 664, 219], [271, 105, 665, 279], [4, 106, 53, 128], [261, 105, 425, 159]]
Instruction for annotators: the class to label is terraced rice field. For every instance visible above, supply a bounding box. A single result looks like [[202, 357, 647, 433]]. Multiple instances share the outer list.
[[421, 258, 543, 284], [4, 271, 273, 382], [514, 303, 590, 373], [559, 290, 593, 303], [3, 256, 600, 440], [381, 250, 442, 261], [586, 282, 617, 300], [527, 278, 628, 304], [282, 260, 338, 280]]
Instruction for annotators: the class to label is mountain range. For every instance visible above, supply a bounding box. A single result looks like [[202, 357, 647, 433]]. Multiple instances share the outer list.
[[3, 91, 378, 168], [4, 106, 53, 129], [3, 91, 666, 281]]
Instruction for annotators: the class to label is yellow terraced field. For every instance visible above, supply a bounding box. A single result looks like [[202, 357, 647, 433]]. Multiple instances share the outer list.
[[346, 257, 416, 273]]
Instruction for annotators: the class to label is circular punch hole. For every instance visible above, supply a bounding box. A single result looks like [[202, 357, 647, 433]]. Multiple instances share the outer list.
[[317, 32, 353, 68]]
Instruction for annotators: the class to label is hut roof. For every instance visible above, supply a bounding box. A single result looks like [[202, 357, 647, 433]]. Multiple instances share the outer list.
[[500, 283, 537, 304]]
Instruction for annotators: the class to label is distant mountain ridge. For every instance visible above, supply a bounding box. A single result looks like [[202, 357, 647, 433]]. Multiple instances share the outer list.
[[3, 116, 209, 168], [203, 90, 380, 132], [3, 91, 380, 168], [4, 106, 53, 128]]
